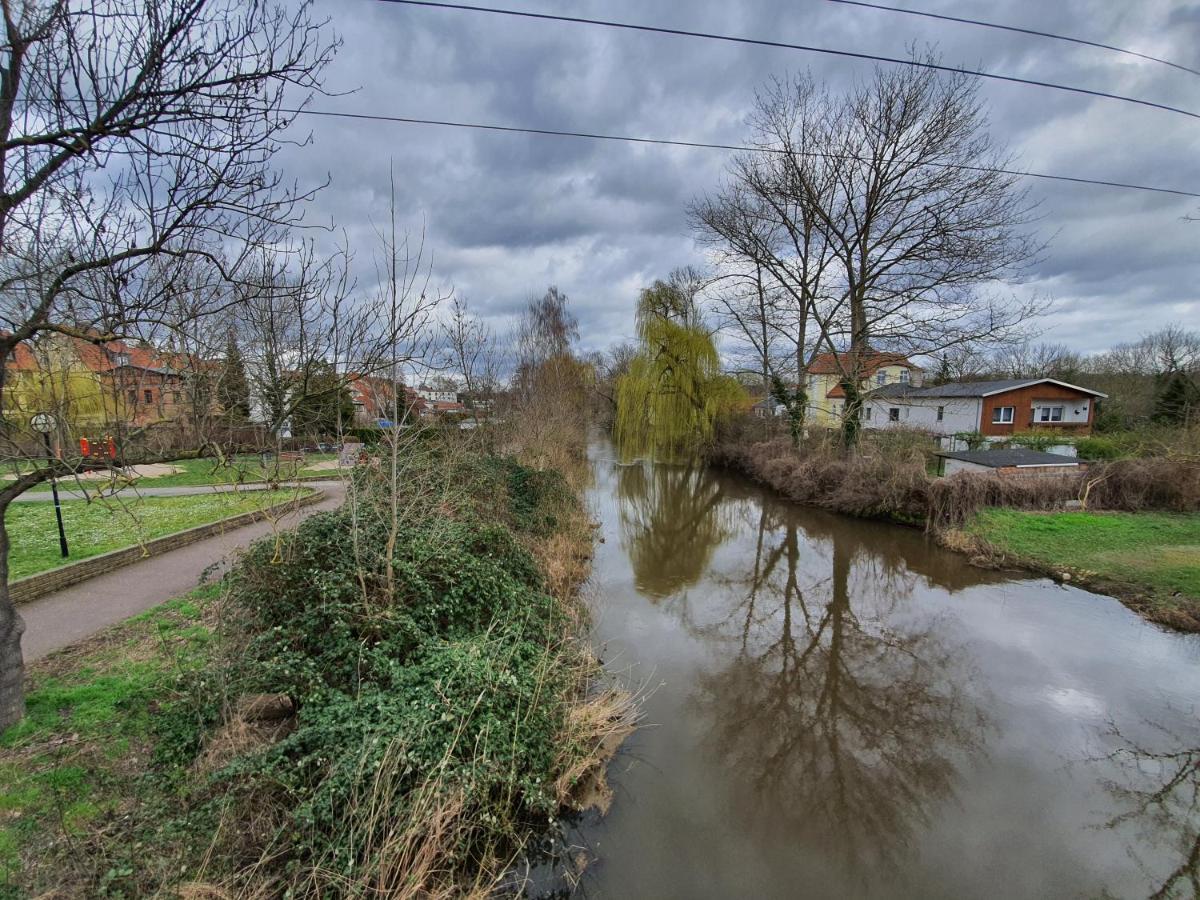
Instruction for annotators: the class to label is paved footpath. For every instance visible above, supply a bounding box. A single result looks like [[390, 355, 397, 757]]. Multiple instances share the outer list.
[[18, 481, 345, 662]]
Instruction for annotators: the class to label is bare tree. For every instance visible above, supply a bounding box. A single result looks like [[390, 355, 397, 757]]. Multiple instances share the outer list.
[[698, 60, 1041, 450], [441, 295, 499, 425], [509, 286, 590, 472], [990, 340, 1083, 381], [0, 0, 336, 728], [692, 77, 841, 434]]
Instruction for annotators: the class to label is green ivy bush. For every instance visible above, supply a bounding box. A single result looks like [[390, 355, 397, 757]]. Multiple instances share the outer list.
[[177, 450, 589, 885]]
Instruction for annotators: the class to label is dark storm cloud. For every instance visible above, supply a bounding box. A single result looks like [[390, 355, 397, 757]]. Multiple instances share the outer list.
[[279, 0, 1200, 355]]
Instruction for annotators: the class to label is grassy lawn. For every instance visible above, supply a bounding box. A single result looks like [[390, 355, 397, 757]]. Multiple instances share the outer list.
[[968, 508, 1200, 625], [7, 452, 338, 493], [7, 489, 311, 579], [0, 586, 219, 891]]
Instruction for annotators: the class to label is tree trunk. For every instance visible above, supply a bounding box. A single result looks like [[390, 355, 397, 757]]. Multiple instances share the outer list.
[[0, 500, 26, 730], [840, 378, 862, 455]]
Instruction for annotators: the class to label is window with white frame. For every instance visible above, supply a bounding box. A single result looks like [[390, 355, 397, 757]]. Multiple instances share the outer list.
[[936, 405, 944, 422], [899, 368, 910, 383], [875, 371, 887, 385], [863, 406, 872, 420], [992, 406, 1015, 424], [1035, 406, 1064, 422], [888, 407, 900, 422]]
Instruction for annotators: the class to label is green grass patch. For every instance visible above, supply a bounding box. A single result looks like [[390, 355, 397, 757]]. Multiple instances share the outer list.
[[968, 508, 1200, 618], [0, 586, 218, 887], [7, 489, 312, 579]]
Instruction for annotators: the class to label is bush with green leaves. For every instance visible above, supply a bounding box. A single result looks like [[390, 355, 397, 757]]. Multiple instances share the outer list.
[[1075, 436, 1126, 461], [192, 450, 589, 882]]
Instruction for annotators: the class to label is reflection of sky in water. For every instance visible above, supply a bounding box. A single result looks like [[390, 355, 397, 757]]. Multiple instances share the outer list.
[[1042, 686, 1107, 719], [577, 442, 1200, 900]]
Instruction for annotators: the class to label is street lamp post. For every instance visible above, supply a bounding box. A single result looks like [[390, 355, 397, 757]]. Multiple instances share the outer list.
[[29, 413, 69, 559]]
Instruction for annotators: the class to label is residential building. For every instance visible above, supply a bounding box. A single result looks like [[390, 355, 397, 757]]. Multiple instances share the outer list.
[[863, 378, 1107, 441], [805, 350, 922, 426], [347, 374, 428, 425], [4, 334, 203, 430], [416, 385, 459, 404]]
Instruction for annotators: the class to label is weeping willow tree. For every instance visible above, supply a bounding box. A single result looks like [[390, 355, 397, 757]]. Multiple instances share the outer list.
[[615, 271, 746, 459]]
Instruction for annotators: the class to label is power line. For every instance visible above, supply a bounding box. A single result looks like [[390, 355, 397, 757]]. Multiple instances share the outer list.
[[286, 107, 1200, 199], [824, 0, 1200, 78], [375, 0, 1200, 122]]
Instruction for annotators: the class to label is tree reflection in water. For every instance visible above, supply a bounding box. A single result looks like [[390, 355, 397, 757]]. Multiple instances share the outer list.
[[616, 459, 733, 599], [690, 499, 988, 877], [1094, 718, 1200, 899]]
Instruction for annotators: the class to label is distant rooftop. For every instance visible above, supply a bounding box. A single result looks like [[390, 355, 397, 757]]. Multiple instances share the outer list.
[[935, 449, 1083, 468]]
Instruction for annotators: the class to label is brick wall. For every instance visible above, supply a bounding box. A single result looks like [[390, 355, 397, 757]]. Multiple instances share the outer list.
[[10, 490, 325, 605]]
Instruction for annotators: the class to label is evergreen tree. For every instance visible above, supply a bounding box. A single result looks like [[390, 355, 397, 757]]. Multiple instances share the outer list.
[[1151, 371, 1200, 425], [218, 330, 252, 422], [291, 361, 355, 437]]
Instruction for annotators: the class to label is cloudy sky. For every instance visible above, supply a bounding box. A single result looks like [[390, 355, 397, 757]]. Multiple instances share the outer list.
[[276, 0, 1200, 357]]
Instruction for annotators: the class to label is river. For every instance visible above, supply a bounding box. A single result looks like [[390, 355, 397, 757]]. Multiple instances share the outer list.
[[568, 442, 1200, 899]]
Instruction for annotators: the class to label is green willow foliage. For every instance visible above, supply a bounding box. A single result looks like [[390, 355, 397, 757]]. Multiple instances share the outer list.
[[615, 278, 745, 459]]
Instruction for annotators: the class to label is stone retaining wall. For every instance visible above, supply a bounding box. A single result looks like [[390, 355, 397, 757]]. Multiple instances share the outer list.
[[10, 489, 325, 605]]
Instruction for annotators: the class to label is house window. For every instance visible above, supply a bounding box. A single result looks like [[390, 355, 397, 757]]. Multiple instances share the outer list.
[[172, 391, 182, 404], [936, 405, 944, 422], [863, 407, 872, 421], [875, 371, 887, 385], [992, 406, 1015, 424], [127, 389, 137, 405], [1036, 406, 1064, 422], [888, 407, 900, 422], [899, 369, 910, 383], [144, 388, 153, 404]]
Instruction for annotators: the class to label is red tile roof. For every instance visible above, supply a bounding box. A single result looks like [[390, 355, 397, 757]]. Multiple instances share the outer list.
[[807, 350, 916, 376]]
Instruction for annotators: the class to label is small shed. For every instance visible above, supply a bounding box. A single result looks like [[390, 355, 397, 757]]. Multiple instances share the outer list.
[[935, 448, 1087, 478]]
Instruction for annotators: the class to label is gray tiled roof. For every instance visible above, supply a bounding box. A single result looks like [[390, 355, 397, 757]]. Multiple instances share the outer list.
[[935, 449, 1082, 468], [866, 378, 1106, 399]]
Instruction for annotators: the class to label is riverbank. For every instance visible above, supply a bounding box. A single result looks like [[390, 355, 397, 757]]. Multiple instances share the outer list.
[[0, 436, 629, 897], [712, 433, 1200, 632], [952, 508, 1200, 631]]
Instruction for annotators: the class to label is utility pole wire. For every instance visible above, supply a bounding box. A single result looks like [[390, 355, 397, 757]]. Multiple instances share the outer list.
[[375, 0, 1200, 122], [824, 0, 1200, 78], [284, 107, 1200, 199]]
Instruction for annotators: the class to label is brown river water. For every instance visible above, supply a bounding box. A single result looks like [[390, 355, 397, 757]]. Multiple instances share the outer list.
[[562, 441, 1200, 899]]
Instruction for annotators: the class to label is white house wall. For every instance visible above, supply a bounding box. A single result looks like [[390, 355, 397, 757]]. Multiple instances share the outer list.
[[943, 458, 991, 476], [862, 397, 981, 436]]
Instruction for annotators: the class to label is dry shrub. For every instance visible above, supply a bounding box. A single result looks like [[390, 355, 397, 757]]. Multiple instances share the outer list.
[[927, 472, 1079, 531], [714, 437, 929, 522], [716, 432, 1200, 534], [553, 684, 639, 816], [1082, 458, 1200, 512]]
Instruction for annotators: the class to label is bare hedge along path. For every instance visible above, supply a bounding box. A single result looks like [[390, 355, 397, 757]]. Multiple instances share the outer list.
[[16, 481, 345, 662]]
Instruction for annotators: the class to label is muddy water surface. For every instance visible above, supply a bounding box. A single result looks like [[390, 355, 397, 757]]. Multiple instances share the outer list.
[[575, 443, 1200, 899]]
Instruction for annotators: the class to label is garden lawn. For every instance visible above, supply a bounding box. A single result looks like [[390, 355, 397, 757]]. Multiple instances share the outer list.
[[968, 508, 1200, 624], [6, 489, 311, 579]]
